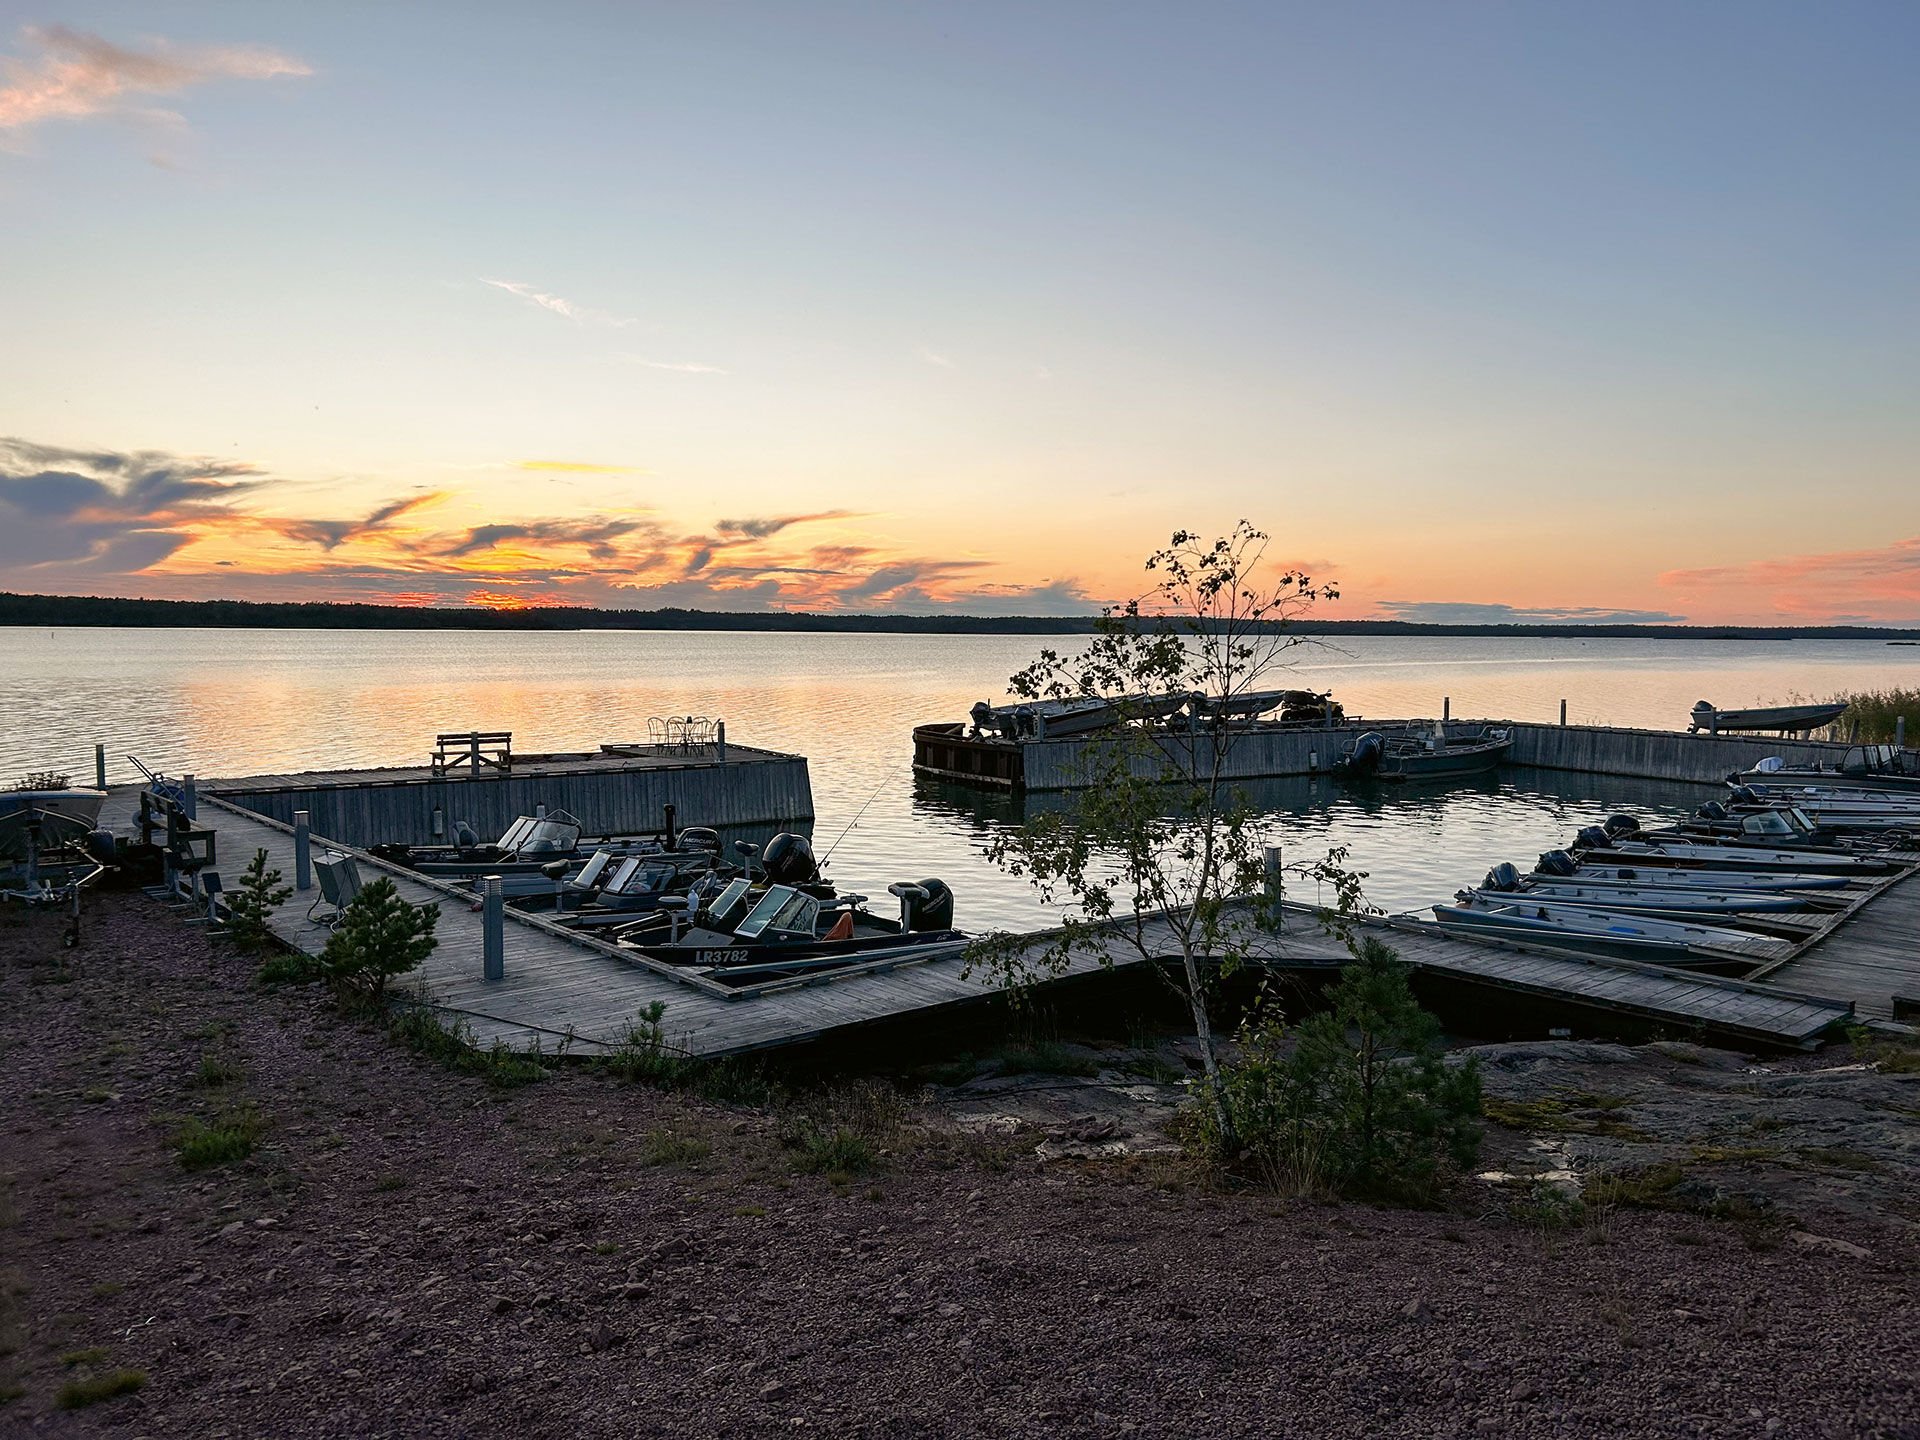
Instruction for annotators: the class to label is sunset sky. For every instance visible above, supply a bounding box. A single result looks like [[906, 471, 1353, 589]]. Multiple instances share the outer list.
[[3, 3, 1917, 623]]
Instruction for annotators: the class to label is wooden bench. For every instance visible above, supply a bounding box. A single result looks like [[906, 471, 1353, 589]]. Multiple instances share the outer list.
[[432, 731, 513, 777]]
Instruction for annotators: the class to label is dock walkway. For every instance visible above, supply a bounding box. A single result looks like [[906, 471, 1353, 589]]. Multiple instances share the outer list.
[[102, 789, 1860, 1056]]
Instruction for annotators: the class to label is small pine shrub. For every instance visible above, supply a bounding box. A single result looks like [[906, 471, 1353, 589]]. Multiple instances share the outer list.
[[224, 848, 291, 951], [318, 879, 439, 996], [1202, 938, 1482, 1204], [600, 1002, 688, 1084]]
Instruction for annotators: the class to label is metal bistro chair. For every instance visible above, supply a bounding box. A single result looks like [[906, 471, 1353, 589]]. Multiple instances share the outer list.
[[309, 853, 364, 927]]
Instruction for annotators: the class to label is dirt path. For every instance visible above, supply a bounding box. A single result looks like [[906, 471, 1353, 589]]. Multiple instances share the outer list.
[[2, 893, 1916, 1438]]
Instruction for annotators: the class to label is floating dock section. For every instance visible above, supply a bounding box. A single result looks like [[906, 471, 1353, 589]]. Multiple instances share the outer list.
[[202, 742, 813, 849], [917, 716, 1915, 792]]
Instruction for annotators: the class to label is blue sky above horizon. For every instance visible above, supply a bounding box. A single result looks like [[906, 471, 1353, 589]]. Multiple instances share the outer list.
[[2, 3, 1917, 622]]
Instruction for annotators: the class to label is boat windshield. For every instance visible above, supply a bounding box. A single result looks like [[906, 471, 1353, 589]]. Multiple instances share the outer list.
[[1741, 812, 1795, 837], [496, 818, 536, 851], [573, 851, 612, 888], [603, 857, 642, 893], [518, 818, 582, 855], [707, 877, 753, 927], [736, 885, 820, 940]]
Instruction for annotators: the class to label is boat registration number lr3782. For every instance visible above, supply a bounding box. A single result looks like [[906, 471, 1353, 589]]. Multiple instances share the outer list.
[[693, 949, 754, 966]]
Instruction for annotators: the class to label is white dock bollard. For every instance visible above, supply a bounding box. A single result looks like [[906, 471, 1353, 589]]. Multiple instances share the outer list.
[[293, 810, 312, 891], [483, 876, 505, 981]]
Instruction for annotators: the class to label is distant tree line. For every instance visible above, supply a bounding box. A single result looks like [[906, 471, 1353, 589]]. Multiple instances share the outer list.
[[1, 591, 1917, 641]]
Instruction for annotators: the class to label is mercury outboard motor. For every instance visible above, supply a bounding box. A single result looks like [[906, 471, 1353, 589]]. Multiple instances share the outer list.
[[761, 832, 819, 886], [902, 877, 953, 932], [677, 826, 722, 856], [1483, 862, 1522, 893], [1575, 825, 1613, 851], [1603, 814, 1641, 839], [1535, 849, 1578, 876]]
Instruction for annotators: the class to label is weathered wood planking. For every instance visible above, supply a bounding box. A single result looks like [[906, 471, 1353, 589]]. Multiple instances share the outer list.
[[1753, 871, 1920, 1019], [1506, 723, 1854, 785], [200, 744, 814, 847]]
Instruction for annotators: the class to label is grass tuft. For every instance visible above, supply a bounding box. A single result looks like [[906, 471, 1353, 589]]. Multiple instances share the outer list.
[[171, 1108, 264, 1170], [638, 1130, 711, 1168], [56, 1369, 146, 1409]]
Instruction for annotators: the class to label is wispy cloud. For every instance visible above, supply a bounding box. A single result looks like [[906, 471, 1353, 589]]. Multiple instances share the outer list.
[[0, 25, 308, 148], [263, 493, 440, 551], [714, 510, 853, 541], [1372, 600, 1688, 626], [610, 354, 728, 375], [917, 347, 954, 368], [481, 277, 634, 328], [1659, 538, 1920, 622], [516, 460, 641, 474]]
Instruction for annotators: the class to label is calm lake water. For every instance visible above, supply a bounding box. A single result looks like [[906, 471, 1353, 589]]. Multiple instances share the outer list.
[[2, 629, 1913, 930]]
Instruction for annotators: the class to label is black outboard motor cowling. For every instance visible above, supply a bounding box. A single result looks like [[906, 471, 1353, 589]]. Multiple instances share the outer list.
[[677, 826, 722, 855], [1698, 801, 1729, 822], [904, 878, 954, 932], [1483, 862, 1522, 893], [761, 832, 819, 885], [1535, 850, 1578, 876], [1575, 825, 1613, 851], [1345, 731, 1385, 776], [1729, 786, 1760, 805], [1603, 814, 1641, 839]]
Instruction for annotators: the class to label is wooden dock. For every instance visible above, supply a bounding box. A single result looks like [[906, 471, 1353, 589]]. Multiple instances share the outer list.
[[200, 741, 814, 848], [102, 789, 1867, 1057], [1749, 870, 1920, 1021]]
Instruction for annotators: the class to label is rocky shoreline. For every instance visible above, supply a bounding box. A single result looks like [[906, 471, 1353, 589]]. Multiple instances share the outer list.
[[2, 894, 1916, 1437]]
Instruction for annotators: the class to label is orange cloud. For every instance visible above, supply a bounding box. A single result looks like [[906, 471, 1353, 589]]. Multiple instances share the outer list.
[[0, 24, 308, 139], [1659, 537, 1920, 622]]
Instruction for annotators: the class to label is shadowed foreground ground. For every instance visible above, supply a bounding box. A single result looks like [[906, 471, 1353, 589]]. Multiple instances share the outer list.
[[1, 893, 1915, 1438]]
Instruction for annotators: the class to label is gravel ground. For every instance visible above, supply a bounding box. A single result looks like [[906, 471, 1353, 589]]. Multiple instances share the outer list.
[[2, 892, 1917, 1439]]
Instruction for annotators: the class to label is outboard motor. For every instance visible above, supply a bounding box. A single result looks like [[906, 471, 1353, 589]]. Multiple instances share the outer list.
[[677, 826, 722, 856], [902, 877, 953, 932], [1344, 731, 1385, 777], [761, 832, 820, 886], [1574, 825, 1613, 851], [1729, 786, 1760, 806], [1603, 814, 1641, 839], [1698, 801, 1729, 822], [969, 700, 994, 735], [1535, 849, 1578, 876], [1483, 862, 1522, 893]]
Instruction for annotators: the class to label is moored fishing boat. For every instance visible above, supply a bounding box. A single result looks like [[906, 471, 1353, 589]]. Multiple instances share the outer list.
[[1432, 895, 1795, 967], [615, 874, 964, 985], [1472, 863, 1817, 916], [1689, 699, 1849, 734], [1730, 747, 1920, 794], [1336, 724, 1511, 783], [1534, 851, 1851, 890]]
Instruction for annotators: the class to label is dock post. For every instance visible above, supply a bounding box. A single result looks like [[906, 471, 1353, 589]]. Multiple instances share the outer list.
[[1442, 696, 1451, 723], [1559, 698, 1567, 727], [182, 774, 197, 820], [1898, 716, 1907, 749], [94, 743, 106, 791], [293, 811, 312, 891], [1263, 845, 1283, 926], [716, 720, 727, 759], [483, 877, 504, 981]]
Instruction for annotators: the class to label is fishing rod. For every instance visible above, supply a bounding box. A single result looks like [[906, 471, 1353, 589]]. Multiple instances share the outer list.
[[818, 769, 894, 866]]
